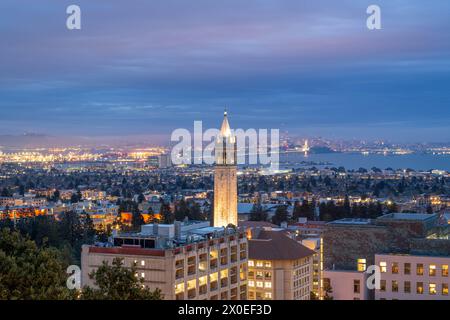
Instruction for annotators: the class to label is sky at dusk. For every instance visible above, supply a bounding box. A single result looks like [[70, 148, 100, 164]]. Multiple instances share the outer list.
[[0, 0, 449, 143]]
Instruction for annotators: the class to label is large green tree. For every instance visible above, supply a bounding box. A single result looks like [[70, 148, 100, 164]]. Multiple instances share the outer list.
[[81, 258, 162, 300], [0, 228, 74, 300]]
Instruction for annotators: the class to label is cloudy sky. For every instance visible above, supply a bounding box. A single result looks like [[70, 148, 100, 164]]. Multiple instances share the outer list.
[[0, 0, 449, 142]]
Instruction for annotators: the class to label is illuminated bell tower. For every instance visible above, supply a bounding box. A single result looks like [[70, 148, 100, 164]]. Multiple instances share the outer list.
[[213, 111, 238, 227]]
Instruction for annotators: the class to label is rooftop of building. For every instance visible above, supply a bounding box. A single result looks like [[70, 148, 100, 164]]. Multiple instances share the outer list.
[[109, 220, 246, 250], [248, 229, 315, 261], [327, 218, 372, 226], [239, 220, 278, 229], [377, 212, 437, 221]]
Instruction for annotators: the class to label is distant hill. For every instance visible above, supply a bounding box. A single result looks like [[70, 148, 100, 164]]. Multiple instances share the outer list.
[[309, 146, 337, 154]]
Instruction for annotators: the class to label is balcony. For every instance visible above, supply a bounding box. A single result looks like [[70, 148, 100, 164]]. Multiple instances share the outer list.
[[187, 289, 196, 299], [187, 265, 196, 276], [175, 260, 184, 268], [175, 269, 184, 279], [221, 277, 228, 288], [210, 281, 218, 291], [176, 292, 184, 300], [220, 257, 228, 266], [199, 285, 207, 296]]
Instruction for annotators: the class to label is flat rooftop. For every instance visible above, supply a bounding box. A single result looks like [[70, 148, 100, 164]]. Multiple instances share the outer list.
[[328, 218, 372, 225], [378, 213, 437, 221]]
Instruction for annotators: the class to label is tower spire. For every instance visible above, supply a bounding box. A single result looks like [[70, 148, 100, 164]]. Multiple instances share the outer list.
[[220, 109, 231, 137]]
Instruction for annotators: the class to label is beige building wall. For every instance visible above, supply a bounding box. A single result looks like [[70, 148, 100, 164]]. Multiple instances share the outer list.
[[81, 234, 248, 300], [323, 270, 369, 300], [375, 253, 450, 300], [247, 257, 313, 300]]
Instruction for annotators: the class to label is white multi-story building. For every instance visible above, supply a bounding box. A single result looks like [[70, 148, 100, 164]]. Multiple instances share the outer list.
[[375, 253, 449, 300], [82, 221, 248, 300]]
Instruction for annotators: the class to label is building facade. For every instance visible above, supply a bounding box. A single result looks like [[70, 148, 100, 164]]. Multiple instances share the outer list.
[[82, 221, 248, 300], [247, 228, 315, 300], [375, 253, 449, 300]]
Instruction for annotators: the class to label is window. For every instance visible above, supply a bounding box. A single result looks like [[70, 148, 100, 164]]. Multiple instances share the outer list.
[[442, 283, 448, 295], [357, 259, 366, 272], [248, 260, 254, 267], [392, 262, 399, 274], [416, 264, 424, 276], [442, 265, 448, 277], [264, 282, 272, 289], [404, 263, 411, 275], [175, 283, 185, 294], [404, 281, 411, 293], [248, 280, 255, 288], [429, 265, 436, 277], [256, 261, 263, 268], [140, 260, 145, 267], [392, 280, 398, 292], [380, 261, 387, 273], [264, 292, 272, 299], [429, 283, 437, 295], [353, 280, 360, 294], [380, 280, 386, 292], [264, 261, 272, 268], [416, 282, 423, 294], [256, 281, 263, 288], [140, 272, 145, 278]]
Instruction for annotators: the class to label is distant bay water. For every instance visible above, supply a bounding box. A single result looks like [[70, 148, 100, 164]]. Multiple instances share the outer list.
[[278, 152, 450, 171]]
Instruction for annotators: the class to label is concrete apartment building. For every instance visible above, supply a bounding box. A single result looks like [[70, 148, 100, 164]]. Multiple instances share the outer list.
[[82, 220, 248, 300], [375, 253, 449, 300], [247, 228, 315, 300]]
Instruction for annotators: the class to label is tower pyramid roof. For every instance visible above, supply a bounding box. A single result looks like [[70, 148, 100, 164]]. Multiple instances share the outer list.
[[220, 110, 232, 137]]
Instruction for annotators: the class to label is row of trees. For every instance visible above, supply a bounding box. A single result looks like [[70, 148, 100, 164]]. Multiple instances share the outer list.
[[249, 197, 390, 225]]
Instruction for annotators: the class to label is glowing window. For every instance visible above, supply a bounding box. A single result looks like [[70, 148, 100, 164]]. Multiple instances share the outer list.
[[429, 265, 436, 276], [264, 282, 272, 289], [357, 259, 366, 272], [442, 265, 448, 277], [416, 282, 423, 294], [264, 261, 272, 268], [175, 283, 185, 294], [392, 262, 399, 274], [442, 283, 448, 295], [264, 292, 272, 299], [417, 264, 424, 276], [256, 281, 263, 288], [141, 260, 145, 267], [256, 261, 263, 268], [429, 283, 436, 295], [248, 280, 255, 288], [380, 261, 387, 273], [248, 260, 254, 267]]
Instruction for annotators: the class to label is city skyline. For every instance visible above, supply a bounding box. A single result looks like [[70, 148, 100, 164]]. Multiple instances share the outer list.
[[1, 0, 450, 142]]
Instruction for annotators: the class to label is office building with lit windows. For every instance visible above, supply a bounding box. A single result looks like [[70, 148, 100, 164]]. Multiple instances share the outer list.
[[375, 253, 449, 300], [247, 228, 315, 300], [81, 220, 248, 300]]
